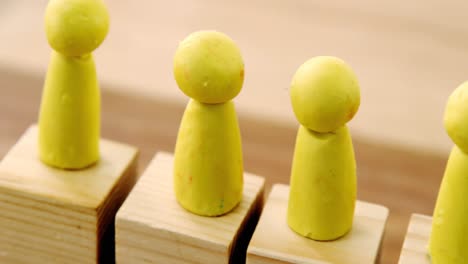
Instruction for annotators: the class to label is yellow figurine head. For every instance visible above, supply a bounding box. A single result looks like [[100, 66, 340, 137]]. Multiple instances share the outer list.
[[173, 31, 244, 104], [45, 0, 109, 57], [290, 56, 360, 133], [444, 81, 468, 152]]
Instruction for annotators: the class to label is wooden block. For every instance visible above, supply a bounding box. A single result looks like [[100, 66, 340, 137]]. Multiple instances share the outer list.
[[116, 152, 265, 264], [247, 184, 389, 264], [0, 125, 138, 263], [398, 214, 432, 264]]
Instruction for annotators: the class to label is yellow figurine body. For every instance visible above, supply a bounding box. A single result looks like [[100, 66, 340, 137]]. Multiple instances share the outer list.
[[287, 56, 360, 240], [173, 31, 244, 216], [39, 0, 109, 169], [429, 81, 468, 263]]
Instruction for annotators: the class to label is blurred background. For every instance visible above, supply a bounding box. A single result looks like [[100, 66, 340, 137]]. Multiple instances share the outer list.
[[1, 0, 467, 263]]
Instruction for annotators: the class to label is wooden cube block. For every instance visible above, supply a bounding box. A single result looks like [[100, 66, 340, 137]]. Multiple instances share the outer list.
[[398, 214, 432, 264], [247, 184, 389, 264], [0, 125, 138, 263], [116, 152, 265, 264]]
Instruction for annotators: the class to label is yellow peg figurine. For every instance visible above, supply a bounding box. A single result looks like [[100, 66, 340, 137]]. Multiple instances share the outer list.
[[173, 31, 244, 216], [287, 56, 360, 241], [39, 0, 109, 169], [429, 81, 468, 263]]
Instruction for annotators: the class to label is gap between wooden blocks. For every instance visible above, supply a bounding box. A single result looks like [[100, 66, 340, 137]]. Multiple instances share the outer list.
[[398, 214, 432, 264], [116, 152, 266, 264], [247, 184, 389, 264], [0, 125, 139, 263]]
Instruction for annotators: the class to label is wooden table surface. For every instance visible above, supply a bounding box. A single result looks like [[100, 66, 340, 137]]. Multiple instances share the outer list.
[[2, 0, 467, 155], [0, 68, 447, 263]]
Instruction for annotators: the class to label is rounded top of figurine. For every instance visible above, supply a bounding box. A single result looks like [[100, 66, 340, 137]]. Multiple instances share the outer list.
[[45, 0, 109, 57], [173, 31, 244, 104], [444, 81, 468, 152], [290, 56, 360, 133]]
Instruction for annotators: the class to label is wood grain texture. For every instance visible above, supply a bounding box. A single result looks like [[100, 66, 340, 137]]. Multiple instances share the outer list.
[[0, 69, 447, 263], [0, 125, 139, 263], [116, 152, 265, 263], [247, 184, 388, 264], [398, 214, 432, 264]]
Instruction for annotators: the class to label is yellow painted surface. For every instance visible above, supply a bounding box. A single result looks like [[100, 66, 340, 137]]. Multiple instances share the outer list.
[[287, 56, 358, 241], [173, 31, 245, 216], [429, 146, 468, 263], [38, 51, 100, 169], [428, 82, 468, 263], [173, 31, 244, 104], [45, 0, 109, 57], [444, 81, 468, 153], [174, 100, 243, 216], [290, 56, 360, 133], [39, 0, 110, 169], [288, 125, 356, 241]]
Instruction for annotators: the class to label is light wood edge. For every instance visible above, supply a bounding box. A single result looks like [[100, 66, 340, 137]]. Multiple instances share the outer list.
[[398, 214, 432, 264], [248, 183, 390, 264]]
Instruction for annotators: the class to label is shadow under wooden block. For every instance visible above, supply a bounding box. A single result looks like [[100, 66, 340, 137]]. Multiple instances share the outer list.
[[398, 214, 432, 264], [116, 152, 265, 264], [0, 125, 138, 263], [247, 184, 389, 264]]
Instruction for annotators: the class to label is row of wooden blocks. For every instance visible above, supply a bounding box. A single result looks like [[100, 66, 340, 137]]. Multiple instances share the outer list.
[[0, 126, 430, 263]]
